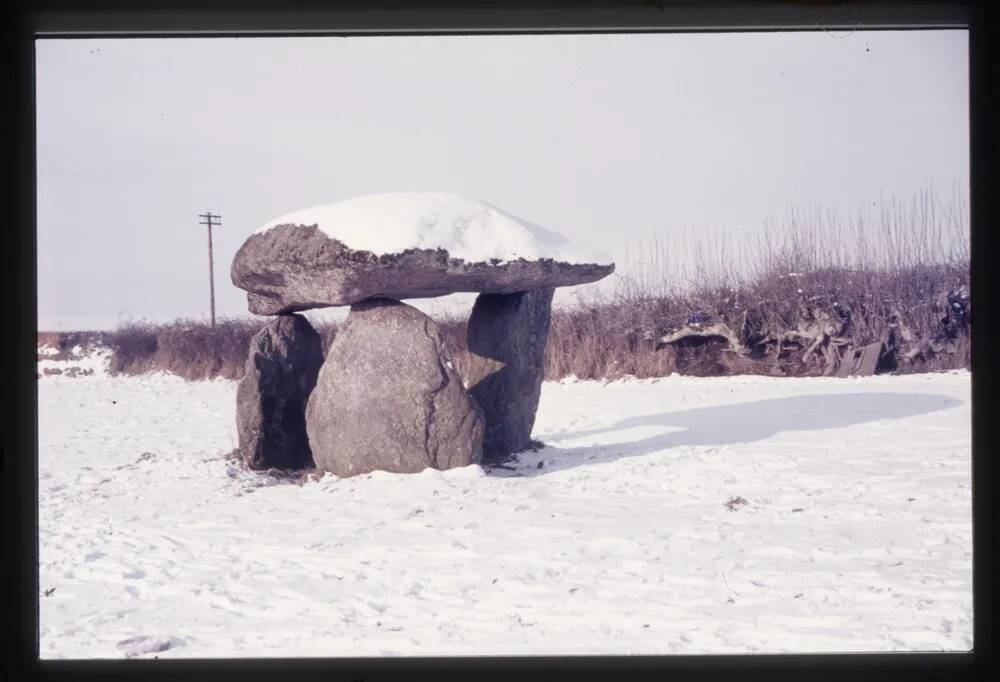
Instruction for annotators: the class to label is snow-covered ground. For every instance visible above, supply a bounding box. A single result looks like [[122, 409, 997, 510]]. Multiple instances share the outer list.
[[37, 351, 972, 658]]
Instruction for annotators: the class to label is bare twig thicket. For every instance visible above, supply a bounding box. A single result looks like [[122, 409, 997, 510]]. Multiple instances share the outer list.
[[104, 189, 969, 381], [107, 318, 263, 380]]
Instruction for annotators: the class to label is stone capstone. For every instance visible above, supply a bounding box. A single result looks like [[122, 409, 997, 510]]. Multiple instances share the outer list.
[[305, 298, 484, 477], [236, 313, 324, 470], [465, 288, 554, 462], [231, 224, 614, 315]]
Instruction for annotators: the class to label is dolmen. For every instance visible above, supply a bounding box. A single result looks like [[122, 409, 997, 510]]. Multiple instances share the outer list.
[[231, 192, 614, 477]]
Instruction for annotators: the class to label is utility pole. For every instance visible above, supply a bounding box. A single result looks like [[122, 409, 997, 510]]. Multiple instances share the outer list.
[[199, 212, 222, 328]]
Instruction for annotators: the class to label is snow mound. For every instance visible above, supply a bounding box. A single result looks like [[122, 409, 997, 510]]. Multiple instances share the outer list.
[[257, 192, 612, 265]]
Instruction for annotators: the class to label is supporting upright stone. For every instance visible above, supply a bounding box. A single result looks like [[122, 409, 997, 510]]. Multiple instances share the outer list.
[[306, 298, 485, 477], [465, 287, 554, 462], [236, 313, 324, 470]]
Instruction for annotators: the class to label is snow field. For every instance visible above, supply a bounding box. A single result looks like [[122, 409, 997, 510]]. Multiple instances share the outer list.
[[37, 360, 971, 657]]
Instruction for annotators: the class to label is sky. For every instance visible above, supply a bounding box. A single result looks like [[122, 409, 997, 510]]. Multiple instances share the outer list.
[[35, 30, 969, 330]]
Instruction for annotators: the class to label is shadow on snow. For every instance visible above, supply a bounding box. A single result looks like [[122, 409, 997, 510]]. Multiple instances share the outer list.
[[508, 392, 962, 477]]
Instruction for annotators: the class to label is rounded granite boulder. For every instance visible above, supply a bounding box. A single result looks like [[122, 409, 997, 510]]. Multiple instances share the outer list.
[[305, 298, 485, 477]]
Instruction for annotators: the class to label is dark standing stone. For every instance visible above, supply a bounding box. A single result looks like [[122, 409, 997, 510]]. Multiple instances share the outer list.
[[306, 298, 484, 477], [465, 288, 554, 462], [236, 313, 324, 470]]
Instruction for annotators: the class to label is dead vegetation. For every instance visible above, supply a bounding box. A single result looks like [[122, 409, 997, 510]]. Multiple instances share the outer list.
[[522, 187, 971, 380], [98, 272, 969, 383], [106, 318, 264, 380], [102, 317, 342, 381], [37, 330, 110, 361], [92, 189, 968, 382], [437, 262, 969, 381]]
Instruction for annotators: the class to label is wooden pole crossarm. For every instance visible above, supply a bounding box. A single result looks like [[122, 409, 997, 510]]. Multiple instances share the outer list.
[[200, 211, 221, 328]]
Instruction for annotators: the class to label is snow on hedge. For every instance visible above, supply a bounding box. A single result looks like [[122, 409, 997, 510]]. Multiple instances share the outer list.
[[257, 192, 613, 265]]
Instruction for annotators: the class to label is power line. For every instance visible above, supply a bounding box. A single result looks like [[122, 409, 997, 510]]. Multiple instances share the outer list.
[[198, 212, 222, 328]]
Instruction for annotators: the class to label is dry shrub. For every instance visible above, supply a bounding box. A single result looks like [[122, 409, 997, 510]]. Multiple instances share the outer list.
[[437, 315, 478, 380], [102, 188, 969, 382], [108, 317, 342, 381], [108, 318, 265, 380], [547, 262, 969, 380], [37, 331, 110, 360], [103, 261, 969, 383]]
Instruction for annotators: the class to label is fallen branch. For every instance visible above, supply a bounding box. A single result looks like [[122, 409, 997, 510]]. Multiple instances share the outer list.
[[656, 322, 745, 355]]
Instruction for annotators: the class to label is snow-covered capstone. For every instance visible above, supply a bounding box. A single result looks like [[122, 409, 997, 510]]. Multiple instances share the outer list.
[[231, 192, 614, 315]]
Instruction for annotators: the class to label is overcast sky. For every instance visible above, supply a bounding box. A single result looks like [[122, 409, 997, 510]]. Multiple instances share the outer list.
[[35, 30, 968, 330]]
